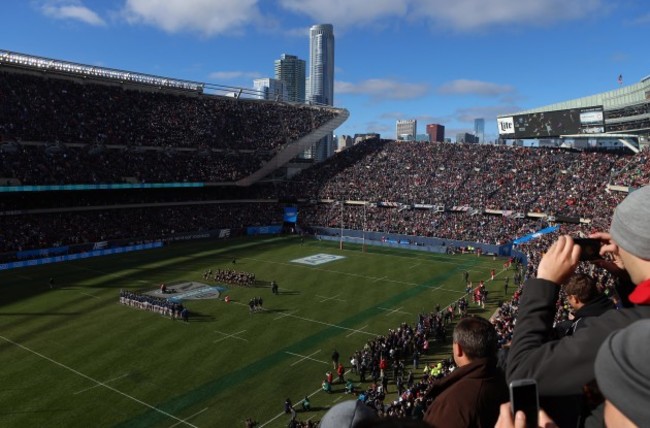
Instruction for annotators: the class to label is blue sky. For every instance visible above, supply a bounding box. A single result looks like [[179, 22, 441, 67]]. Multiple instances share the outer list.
[[3, 0, 649, 141]]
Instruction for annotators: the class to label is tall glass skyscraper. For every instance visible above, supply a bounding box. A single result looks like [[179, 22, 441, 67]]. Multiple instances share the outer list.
[[474, 118, 485, 144], [274, 54, 305, 103], [308, 24, 335, 161], [308, 24, 334, 106]]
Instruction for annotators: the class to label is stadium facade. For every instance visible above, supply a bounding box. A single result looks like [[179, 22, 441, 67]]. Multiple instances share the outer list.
[[497, 76, 650, 151]]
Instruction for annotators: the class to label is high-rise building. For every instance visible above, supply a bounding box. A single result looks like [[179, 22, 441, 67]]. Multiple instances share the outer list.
[[426, 124, 445, 143], [457, 132, 479, 144], [274, 54, 306, 103], [308, 24, 335, 106], [396, 119, 417, 140], [308, 24, 335, 162], [253, 78, 287, 101], [474, 118, 485, 144]]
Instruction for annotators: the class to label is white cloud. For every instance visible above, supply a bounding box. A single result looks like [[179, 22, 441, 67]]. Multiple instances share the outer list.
[[40, 1, 106, 26], [278, 0, 604, 31], [411, 0, 605, 31], [122, 0, 260, 36], [208, 71, 262, 80], [629, 13, 650, 26], [279, 0, 407, 27], [364, 121, 393, 133], [336, 79, 430, 100], [454, 105, 521, 123], [437, 79, 515, 97]]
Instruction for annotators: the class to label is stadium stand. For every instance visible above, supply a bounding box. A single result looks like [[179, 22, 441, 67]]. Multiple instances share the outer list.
[[2, 52, 650, 426]]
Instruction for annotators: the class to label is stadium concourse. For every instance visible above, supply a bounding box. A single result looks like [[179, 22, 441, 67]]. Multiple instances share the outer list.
[[2, 55, 650, 427]]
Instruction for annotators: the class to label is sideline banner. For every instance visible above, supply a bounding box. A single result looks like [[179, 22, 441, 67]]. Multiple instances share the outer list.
[[246, 225, 282, 235], [0, 242, 163, 271], [16, 246, 69, 260]]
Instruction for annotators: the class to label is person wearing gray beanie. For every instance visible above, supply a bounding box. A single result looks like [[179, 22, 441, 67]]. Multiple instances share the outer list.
[[609, 186, 650, 261], [319, 400, 376, 428], [506, 185, 650, 427], [595, 319, 650, 427]]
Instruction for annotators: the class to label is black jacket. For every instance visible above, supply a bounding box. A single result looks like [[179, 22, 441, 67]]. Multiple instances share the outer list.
[[507, 278, 650, 426], [555, 292, 615, 337]]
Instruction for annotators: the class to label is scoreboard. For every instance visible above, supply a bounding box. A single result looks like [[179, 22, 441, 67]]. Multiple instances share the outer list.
[[498, 106, 604, 138]]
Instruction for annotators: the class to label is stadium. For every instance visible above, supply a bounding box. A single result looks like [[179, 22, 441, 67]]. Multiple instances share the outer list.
[[1, 49, 650, 428]]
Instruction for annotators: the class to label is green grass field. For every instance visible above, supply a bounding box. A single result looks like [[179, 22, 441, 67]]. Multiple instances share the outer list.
[[0, 236, 510, 428]]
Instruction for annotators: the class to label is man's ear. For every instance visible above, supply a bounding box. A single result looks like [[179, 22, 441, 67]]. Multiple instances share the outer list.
[[453, 342, 463, 358]]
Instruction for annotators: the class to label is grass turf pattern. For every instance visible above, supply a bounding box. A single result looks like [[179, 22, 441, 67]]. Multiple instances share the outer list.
[[0, 236, 509, 427]]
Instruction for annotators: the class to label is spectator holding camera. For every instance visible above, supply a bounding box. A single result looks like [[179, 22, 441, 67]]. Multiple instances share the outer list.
[[507, 185, 650, 427]]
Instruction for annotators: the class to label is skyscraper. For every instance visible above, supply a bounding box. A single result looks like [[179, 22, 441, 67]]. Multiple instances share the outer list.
[[308, 24, 335, 106], [426, 124, 445, 143], [308, 24, 335, 161], [274, 54, 305, 103], [396, 119, 417, 140], [253, 78, 287, 101], [474, 118, 485, 144]]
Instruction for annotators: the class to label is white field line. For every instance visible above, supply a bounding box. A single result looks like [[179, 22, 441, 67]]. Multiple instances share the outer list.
[[168, 408, 208, 428], [280, 313, 379, 337], [73, 373, 128, 395], [286, 350, 327, 366], [273, 311, 296, 321], [0, 335, 198, 428], [377, 306, 410, 316], [213, 330, 248, 343], [258, 369, 353, 428], [317, 294, 345, 303], [230, 301, 378, 336], [77, 291, 100, 299], [346, 325, 368, 337]]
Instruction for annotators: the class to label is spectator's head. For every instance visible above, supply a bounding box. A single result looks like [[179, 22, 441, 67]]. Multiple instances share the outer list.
[[563, 273, 598, 310], [609, 185, 650, 286], [452, 316, 498, 366], [320, 400, 376, 428], [595, 319, 650, 427]]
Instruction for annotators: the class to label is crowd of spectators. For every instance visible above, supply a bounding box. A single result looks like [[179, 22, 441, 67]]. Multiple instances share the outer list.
[[0, 203, 282, 255], [0, 70, 336, 152], [0, 143, 263, 184], [282, 140, 643, 219]]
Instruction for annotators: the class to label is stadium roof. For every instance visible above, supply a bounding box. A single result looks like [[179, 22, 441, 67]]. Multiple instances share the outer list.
[[499, 77, 650, 117]]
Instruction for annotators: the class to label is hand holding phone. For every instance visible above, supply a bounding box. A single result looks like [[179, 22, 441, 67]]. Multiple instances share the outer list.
[[573, 238, 603, 261], [510, 379, 539, 428]]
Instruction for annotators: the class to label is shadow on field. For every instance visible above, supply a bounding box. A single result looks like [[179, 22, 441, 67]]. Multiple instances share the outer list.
[[187, 312, 215, 322], [259, 308, 289, 314], [277, 290, 300, 295], [0, 311, 82, 316]]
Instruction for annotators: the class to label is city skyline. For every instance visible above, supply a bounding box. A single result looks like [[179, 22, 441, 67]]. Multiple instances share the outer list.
[[2, 1, 649, 141]]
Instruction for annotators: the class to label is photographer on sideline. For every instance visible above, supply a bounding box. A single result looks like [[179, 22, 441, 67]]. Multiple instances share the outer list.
[[506, 185, 650, 427]]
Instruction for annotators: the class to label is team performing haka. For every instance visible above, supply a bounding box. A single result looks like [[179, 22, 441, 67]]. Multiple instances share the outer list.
[[202, 268, 255, 286]]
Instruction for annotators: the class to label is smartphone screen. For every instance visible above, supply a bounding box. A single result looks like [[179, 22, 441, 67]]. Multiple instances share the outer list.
[[510, 380, 538, 428], [573, 238, 602, 261]]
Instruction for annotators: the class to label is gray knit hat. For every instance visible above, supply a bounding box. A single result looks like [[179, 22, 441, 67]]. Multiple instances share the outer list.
[[609, 186, 650, 260], [320, 400, 376, 428], [595, 319, 650, 425]]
